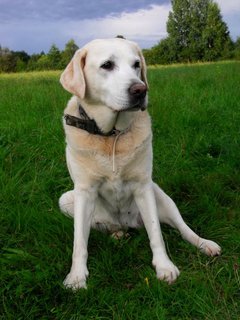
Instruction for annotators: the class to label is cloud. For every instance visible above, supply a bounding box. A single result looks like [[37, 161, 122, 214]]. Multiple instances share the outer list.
[[0, 0, 169, 21], [215, 0, 240, 14], [64, 4, 171, 48], [1, 0, 239, 53], [215, 0, 240, 40], [0, 4, 170, 53]]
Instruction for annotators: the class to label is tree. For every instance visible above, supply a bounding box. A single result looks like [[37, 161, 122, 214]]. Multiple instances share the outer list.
[[166, 0, 232, 62], [202, 2, 232, 60], [143, 38, 177, 65], [12, 50, 30, 72], [61, 39, 79, 67], [12, 51, 30, 64], [48, 44, 61, 69], [27, 52, 44, 71], [0, 46, 17, 72], [36, 54, 52, 70], [167, 0, 191, 61], [233, 37, 240, 60]]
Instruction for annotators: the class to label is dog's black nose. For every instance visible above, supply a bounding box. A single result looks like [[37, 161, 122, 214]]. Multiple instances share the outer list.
[[129, 83, 147, 99]]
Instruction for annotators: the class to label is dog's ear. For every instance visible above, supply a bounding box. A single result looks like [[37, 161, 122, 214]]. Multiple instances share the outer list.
[[139, 50, 149, 90], [60, 49, 87, 99], [134, 44, 149, 89]]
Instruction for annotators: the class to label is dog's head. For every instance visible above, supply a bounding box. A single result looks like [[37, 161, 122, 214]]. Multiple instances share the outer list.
[[60, 38, 148, 112]]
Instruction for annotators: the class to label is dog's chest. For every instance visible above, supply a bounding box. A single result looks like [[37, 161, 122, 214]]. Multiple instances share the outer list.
[[98, 176, 135, 214]]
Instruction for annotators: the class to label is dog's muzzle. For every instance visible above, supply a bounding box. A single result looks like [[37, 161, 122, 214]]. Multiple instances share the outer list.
[[128, 83, 148, 111]]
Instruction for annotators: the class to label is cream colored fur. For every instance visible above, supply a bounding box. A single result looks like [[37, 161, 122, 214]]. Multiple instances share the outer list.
[[59, 38, 221, 290]]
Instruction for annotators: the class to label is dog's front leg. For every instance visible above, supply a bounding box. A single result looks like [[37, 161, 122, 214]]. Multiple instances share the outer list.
[[64, 186, 96, 290], [134, 182, 180, 284]]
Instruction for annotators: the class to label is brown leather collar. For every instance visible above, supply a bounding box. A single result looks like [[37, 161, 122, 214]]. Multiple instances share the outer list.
[[64, 105, 120, 136]]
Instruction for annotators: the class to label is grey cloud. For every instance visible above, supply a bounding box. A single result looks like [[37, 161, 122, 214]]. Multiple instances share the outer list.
[[0, 0, 169, 22]]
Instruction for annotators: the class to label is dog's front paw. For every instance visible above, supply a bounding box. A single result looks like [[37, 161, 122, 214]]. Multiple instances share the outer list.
[[198, 238, 221, 257], [63, 268, 89, 290], [153, 258, 180, 284]]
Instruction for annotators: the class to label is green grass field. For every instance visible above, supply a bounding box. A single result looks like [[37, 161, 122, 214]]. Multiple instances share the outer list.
[[1, 62, 240, 319]]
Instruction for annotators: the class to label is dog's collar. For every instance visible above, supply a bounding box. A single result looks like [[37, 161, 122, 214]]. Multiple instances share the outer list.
[[64, 104, 120, 136]]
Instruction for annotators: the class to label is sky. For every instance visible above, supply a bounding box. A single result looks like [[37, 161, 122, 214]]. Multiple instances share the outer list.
[[0, 0, 240, 54]]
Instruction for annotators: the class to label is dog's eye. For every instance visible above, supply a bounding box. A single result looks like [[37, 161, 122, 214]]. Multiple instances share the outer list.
[[133, 60, 140, 69], [101, 60, 115, 71]]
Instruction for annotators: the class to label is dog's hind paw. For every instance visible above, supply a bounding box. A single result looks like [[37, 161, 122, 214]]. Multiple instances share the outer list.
[[198, 238, 221, 257], [111, 230, 130, 240]]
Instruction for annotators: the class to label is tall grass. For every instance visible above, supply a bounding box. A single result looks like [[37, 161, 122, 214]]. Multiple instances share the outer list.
[[0, 62, 240, 319]]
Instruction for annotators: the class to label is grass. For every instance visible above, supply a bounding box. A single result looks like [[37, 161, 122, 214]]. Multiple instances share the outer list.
[[0, 61, 240, 319]]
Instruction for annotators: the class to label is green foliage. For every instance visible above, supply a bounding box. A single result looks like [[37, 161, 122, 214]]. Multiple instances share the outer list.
[[0, 47, 30, 72], [48, 44, 62, 69], [35, 54, 52, 70], [13, 50, 30, 64], [0, 47, 17, 72], [145, 0, 235, 64], [15, 58, 27, 72], [167, 0, 209, 61], [202, 2, 232, 60], [0, 39, 79, 73], [143, 38, 177, 65], [27, 53, 45, 71], [61, 39, 79, 68], [0, 1, 239, 73], [233, 37, 240, 60], [0, 63, 240, 318]]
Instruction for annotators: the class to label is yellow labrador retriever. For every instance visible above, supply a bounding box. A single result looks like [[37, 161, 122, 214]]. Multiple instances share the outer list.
[[59, 38, 221, 290]]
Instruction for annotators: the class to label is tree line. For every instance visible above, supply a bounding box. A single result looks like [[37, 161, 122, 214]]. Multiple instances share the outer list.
[[0, 39, 79, 73], [1, 0, 240, 73]]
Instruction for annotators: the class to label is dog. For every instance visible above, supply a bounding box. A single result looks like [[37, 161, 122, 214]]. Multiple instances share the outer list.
[[59, 38, 221, 290]]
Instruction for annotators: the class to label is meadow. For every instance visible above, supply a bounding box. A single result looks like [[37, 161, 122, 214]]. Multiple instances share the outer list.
[[0, 62, 240, 319]]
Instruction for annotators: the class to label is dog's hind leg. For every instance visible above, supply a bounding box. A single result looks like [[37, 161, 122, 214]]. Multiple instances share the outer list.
[[59, 191, 74, 218], [153, 183, 221, 257]]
